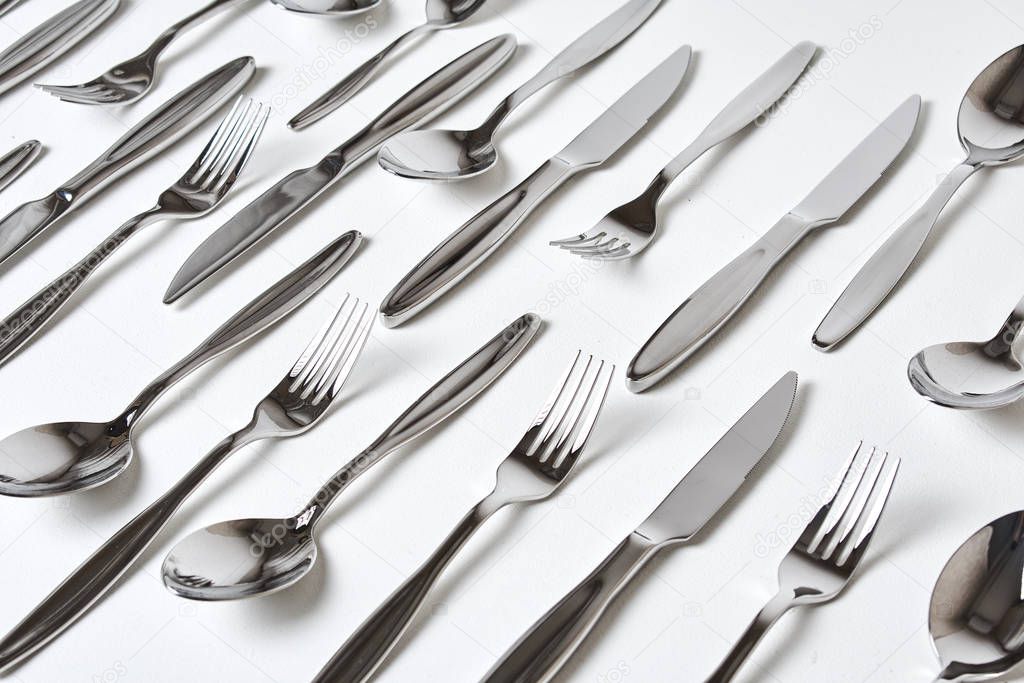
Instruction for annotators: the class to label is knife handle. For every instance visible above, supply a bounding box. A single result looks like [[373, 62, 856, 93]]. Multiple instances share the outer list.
[[482, 533, 659, 683], [380, 158, 575, 327], [627, 212, 812, 393], [812, 161, 978, 351]]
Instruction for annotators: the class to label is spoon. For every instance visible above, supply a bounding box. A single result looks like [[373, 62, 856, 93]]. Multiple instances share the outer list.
[[270, 0, 380, 15], [929, 511, 1024, 681], [160, 313, 539, 601], [288, 0, 489, 130], [908, 294, 1024, 410], [814, 44, 1024, 351], [378, 0, 663, 181]]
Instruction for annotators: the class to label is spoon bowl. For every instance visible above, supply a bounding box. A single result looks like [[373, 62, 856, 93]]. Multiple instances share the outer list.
[[270, 0, 381, 15], [425, 0, 488, 26], [958, 45, 1024, 156], [379, 126, 496, 179]]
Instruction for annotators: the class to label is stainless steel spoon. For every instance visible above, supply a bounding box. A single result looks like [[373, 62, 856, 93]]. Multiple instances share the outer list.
[[270, 0, 380, 15], [814, 43, 1024, 351], [908, 294, 1024, 410], [929, 511, 1024, 681], [288, 0, 489, 130], [378, 0, 663, 181]]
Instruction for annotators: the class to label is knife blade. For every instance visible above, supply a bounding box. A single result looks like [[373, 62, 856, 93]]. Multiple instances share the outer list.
[[0, 140, 40, 195], [163, 34, 517, 304], [626, 95, 921, 393], [482, 372, 798, 683], [379, 46, 692, 327], [0, 56, 254, 266]]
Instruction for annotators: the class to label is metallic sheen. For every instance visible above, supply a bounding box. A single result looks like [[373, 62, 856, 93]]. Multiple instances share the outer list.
[[0, 140, 40, 194], [270, 0, 380, 15]]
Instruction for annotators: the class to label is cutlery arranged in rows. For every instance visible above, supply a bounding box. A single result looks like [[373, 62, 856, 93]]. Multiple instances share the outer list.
[[813, 43, 1024, 351], [0, 56, 255, 267], [482, 372, 797, 683], [706, 444, 899, 682], [289, 0, 490, 130], [161, 313, 540, 601], [0, 0, 119, 97], [271, 0, 380, 15], [38, 0, 252, 106], [627, 95, 921, 393], [379, 0, 663, 181], [313, 352, 613, 683], [0, 97, 268, 368], [553, 40, 815, 261], [380, 46, 692, 328], [0, 231, 363, 498], [0, 140, 40, 195], [165, 35, 516, 303], [0, 296, 374, 674]]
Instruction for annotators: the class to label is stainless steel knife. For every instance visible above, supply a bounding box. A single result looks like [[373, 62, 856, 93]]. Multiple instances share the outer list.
[[482, 371, 799, 683], [627, 95, 921, 394], [0, 56, 255, 266], [380, 46, 693, 328], [163, 34, 517, 303], [0, 140, 40, 195]]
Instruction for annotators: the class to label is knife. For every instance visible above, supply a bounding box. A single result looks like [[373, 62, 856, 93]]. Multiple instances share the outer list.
[[482, 371, 799, 683], [0, 140, 40, 195], [380, 46, 692, 328], [163, 34, 517, 303], [0, 56, 254, 267], [627, 95, 921, 393], [0, 0, 119, 97]]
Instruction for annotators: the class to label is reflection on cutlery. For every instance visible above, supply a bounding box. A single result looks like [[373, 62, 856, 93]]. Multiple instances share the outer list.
[[0, 297, 373, 675], [0, 98, 268, 369], [378, 0, 664, 181], [313, 352, 614, 683], [0, 0, 119, 97], [380, 47, 692, 328], [0, 231, 363, 498], [552, 41, 816, 260], [707, 444, 899, 682], [482, 372, 798, 683], [161, 313, 541, 601], [289, 0, 491, 130], [627, 95, 921, 393], [39, 0, 251, 105], [813, 44, 1024, 351], [271, 0, 381, 15], [0, 140, 40, 194], [0, 56, 255, 267], [0, 0, 28, 18], [164, 35, 516, 303]]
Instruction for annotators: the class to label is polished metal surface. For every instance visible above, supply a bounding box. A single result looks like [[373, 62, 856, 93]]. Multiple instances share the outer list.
[[378, 0, 663, 181], [0, 56, 255, 266], [0, 140, 40, 194], [706, 445, 899, 682], [552, 41, 815, 260], [379, 47, 692, 328], [0, 230, 363, 498], [0, 297, 373, 676], [0, 99, 268, 369], [160, 313, 540, 601], [312, 352, 613, 683], [270, 0, 380, 15], [626, 95, 921, 393], [482, 372, 798, 683], [38, 0, 251, 106], [908, 293, 1024, 409], [814, 44, 1024, 351], [164, 35, 516, 303], [0, 0, 119, 97], [929, 511, 1024, 682], [289, 0, 490, 129], [0, 0, 29, 18]]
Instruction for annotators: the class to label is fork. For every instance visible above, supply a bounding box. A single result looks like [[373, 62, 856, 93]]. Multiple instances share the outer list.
[[0, 96, 267, 367], [0, 296, 373, 671], [706, 444, 900, 682], [37, 0, 249, 105], [312, 352, 614, 683]]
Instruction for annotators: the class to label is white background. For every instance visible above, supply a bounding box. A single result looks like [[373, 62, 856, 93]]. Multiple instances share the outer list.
[[0, 0, 1020, 681]]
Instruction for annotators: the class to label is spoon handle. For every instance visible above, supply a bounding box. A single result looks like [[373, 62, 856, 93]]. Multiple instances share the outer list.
[[705, 590, 795, 682], [143, 0, 250, 62]]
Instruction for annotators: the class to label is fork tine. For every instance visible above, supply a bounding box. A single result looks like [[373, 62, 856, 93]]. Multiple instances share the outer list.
[[835, 454, 899, 567], [536, 359, 601, 465], [289, 294, 351, 386], [548, 361, 614, 473], [513, 352, 583, 455], [196, 99, 254, 185], [293, 297, 356, 395], [569, 237, 621, 254], [583, 246, 632, 261], [210, 104, 269, 194], [799, 443, 865, 550], [531, 355, 593, 461], [311, 303, 373, 405], [551, 233, 604, 248], [818, 448, 884, 560], [187, 97, 245, 181], [301, 299, 364, 400]]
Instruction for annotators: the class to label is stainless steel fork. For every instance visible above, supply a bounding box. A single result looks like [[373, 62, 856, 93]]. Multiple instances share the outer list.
[[706, 444, 900, 682], [0, 96, 268, 368], [38, 0, 250, 105], [312, 352, 615, 683], [0, 296, 373, 672]]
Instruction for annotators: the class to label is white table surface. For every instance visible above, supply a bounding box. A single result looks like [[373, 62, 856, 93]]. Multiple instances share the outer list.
[[0, 0, 1021, 681]]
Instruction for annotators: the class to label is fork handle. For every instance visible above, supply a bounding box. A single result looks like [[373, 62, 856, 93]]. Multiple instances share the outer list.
[[705, 590, 794, 683], [314, 497, 502, 683], [482, 532, 661, 683]]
